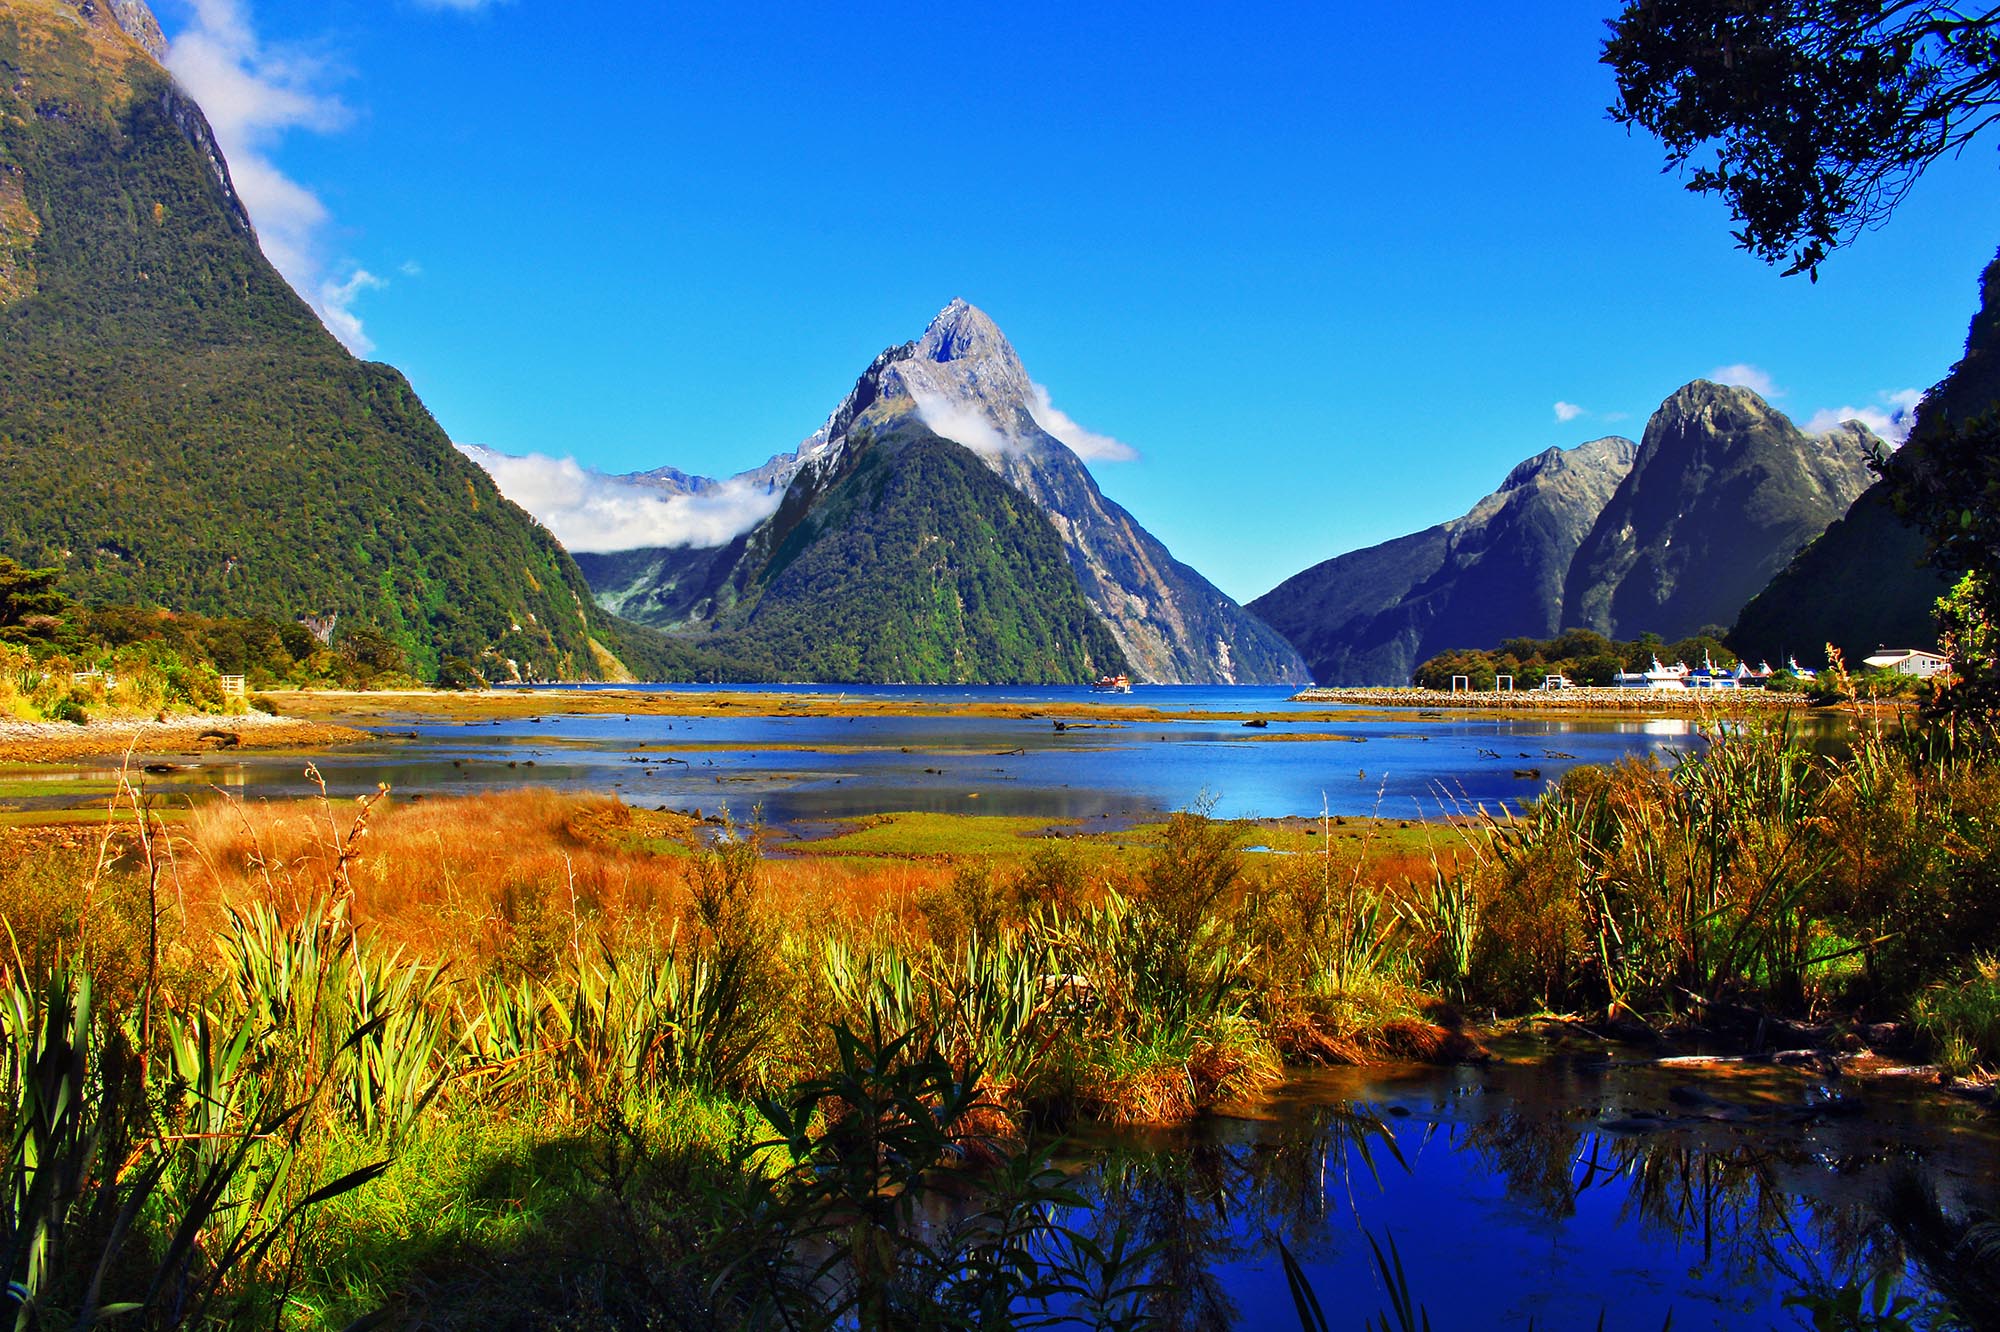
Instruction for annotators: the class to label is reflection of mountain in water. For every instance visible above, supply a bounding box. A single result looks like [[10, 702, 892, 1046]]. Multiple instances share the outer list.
[[1056, 1059, 2000, 1329]]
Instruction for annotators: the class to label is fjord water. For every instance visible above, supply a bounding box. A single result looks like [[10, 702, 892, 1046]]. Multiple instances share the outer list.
[[62, 685, 1798, 826], [1064, 1054, 1998, 1330]]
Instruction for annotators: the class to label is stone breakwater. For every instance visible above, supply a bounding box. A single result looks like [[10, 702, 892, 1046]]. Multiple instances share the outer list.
[[1291, 686, 1816, 712], [0, 711, 366, 763]]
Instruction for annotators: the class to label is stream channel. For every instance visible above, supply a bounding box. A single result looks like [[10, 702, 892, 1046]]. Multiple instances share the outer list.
[[1053, 1043, 1998, 1329]]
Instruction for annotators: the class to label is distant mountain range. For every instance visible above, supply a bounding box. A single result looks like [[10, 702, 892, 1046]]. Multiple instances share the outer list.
[[13, 0, 1964, 690], [1251, 383, 1884, 685], [0, 0, 689, 681], [1247, 436, 1637, 687], [483, 302, 1309, 685]]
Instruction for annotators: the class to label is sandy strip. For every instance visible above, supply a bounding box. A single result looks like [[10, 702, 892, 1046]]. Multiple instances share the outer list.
[[0, 712, 368, 763]]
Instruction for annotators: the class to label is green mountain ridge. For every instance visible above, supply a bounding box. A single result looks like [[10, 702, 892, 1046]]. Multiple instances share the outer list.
[[1730, 251, 2000, 665], [0, 0, 689, 681], [578, 411, 1127, 684]]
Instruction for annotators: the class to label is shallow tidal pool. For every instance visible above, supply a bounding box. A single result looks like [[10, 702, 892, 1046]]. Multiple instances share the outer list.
[[1052, 1050, 1998, 1330]]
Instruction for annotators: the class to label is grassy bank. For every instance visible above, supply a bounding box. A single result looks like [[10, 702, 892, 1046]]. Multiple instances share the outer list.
[[1, 716, 1995, 1326]]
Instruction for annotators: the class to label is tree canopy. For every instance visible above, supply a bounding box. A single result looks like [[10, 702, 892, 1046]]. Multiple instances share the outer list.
[[1604, 1, 2000, 277], [0, 557, 70, 645]]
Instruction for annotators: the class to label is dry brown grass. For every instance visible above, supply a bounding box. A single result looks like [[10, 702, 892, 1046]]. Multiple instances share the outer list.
[[174, 789, 691, 970], [162, 788, 974, 980], [760, 855, 956, 934]]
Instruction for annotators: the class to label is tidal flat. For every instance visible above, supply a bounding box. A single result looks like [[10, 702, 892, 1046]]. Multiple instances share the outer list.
[[5, 703, 1999, 1328], [1, 683, 1854, 832]]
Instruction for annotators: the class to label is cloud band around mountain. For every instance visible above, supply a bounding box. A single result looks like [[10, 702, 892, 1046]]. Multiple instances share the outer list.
[[459, 446, 784, 552]]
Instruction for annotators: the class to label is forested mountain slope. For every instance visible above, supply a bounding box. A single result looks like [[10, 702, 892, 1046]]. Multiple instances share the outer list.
[[0, 0, 688, 679]]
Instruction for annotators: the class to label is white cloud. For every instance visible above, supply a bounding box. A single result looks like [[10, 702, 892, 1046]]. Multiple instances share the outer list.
[[905, 383, 1139, 465], [166, 0, 390, 353], [1708, 363, 1783, 399], [1804, 387, 1925, 446], [460, 446, 784, 552], [1027, 383, 1138, 462], [1553, 401, 1585, 423], [317, 268, 384, 353], [906, 387, 1015, 458]]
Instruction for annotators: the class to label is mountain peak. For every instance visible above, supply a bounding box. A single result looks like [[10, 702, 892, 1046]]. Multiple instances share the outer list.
[[1499, 435, 1638, 493], [1660, 378, 1782, 423], [915, 299, 1015, 366], [58, 0, 167, 63], [861, 300, 1039, 458]]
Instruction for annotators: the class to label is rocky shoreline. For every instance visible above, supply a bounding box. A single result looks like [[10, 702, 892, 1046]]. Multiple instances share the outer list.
[[0, 712, 367, 763]]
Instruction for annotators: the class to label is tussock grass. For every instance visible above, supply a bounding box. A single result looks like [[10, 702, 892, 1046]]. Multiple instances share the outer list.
[[6, 717, 1996, 1325]]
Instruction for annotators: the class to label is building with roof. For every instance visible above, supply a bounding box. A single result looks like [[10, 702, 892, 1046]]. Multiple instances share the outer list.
[[1861, 648, 1951, 678]]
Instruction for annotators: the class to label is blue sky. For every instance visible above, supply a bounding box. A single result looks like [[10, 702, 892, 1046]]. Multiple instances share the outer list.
[[157, 0, 1997, 601]]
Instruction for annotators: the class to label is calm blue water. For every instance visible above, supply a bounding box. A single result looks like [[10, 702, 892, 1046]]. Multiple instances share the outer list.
[[24, 685, 1764, 825], [1063, 1055, 1998, 1330]]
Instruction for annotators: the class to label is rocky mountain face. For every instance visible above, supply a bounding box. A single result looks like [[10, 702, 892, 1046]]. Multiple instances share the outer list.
[[577, 301, 1308, 684], [1247, 436, 1637, 686], [1564, 382, 1883, 641], [1729, 482, 1945, 665], [0, 0, 688, 680], [1731, 250, 2000, 664]]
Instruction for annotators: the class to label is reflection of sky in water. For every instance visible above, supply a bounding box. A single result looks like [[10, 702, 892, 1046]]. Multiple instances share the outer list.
[[1058, 1058, 1999, 1330], [14, 686, 1852, 826]]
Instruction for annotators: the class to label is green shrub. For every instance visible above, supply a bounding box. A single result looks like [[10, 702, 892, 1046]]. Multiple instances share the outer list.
[[1912, 957, 2000, 1074], [917, 860, 1010, 948], [1013, 837, 1088, 915]]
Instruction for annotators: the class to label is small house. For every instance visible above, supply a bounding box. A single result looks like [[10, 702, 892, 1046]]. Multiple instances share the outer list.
[[1861, 647, 1951, 679]]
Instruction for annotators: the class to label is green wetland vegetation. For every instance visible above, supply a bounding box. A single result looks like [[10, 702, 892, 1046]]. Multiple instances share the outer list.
[[3, 714, 2000, 1328]]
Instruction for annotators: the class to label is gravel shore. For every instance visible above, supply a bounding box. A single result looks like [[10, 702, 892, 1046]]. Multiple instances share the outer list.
[[0, 712, 367, 763]]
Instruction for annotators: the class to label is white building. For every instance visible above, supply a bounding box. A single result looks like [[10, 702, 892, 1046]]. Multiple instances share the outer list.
[[1862, 647, 1951, 678]]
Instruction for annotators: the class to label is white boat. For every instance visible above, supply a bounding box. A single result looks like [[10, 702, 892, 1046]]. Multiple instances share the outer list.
[[1644, 657, 1689, 690]]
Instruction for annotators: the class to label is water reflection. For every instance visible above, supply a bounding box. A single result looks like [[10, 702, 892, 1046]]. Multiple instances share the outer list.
[[1057, 1060, 1998, 1329], [3, 689, 1827, 824]]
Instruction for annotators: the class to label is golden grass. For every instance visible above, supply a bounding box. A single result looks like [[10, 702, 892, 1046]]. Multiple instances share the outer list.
[[154, 787, 988, 976], [175, 789, 688, 963]]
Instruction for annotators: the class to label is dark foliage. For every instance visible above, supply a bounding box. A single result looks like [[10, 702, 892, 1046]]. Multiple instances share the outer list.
[[0, 556, 69, 645], [1604, 0, 2000, 277], [1413, 629, 1738, 689]]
